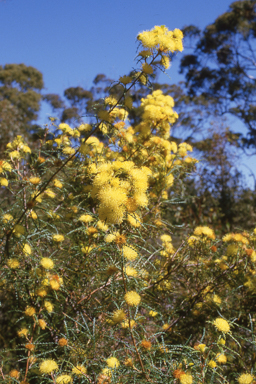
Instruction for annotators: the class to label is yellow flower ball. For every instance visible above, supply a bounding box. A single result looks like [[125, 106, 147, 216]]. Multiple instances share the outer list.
[[52, 234, 64, 242], [238, 374, 254, 384], [44, 301, 54, 313], [7, 258, 20, 269], [72, 365, 87, 375], [216, 354, 227, 364], [40, 258, 54, 270], [39, 359, 58, 374], [106, 357, 120, 369], [213, 317, 230, 333], [122, 245, 138, 261], [208, 360, 217, 368], [112, 309, 126, 324], [25, 306, 36, 316], [56, 374, 72, 384], [38, 319, 47, 329], [124, 291, 141, 306], [180, 373, 193, 384]]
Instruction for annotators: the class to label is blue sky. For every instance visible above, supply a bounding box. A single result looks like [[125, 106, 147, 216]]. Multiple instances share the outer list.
[[1, 0, 255, 187]]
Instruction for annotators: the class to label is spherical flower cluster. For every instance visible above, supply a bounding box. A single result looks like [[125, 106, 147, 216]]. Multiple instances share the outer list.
[[40, 257, 54, 270], [78, 214, 94, 223], [52, 234, 64, 242], [22, 243, 31, 255], [122, 245, 138, 261], [140, 339, 152, 350], [9, 369, 20, 379], [7, 258, 20, 269], [2, 213, 13, 223], [124, 265, 138, 277], [213, 317, 230, 333], [179, 373, 193, 384], [216, 353, 227, 364], [238, 374, 254, 384], [25, 306, 36, 316], [112, 309, 126, 324], [121, 319, 136, 328], [194, 226, 215, 240], [58, 338, 68, 346], [72, 365, 87, 375], [106, 357, 120, 368], [222, 232, 248, 244], [56, 375, 72, 384], [29, 176, 41, 185], [124, 291, 141, 306], [39, 359, 58, 374], [44, 301, 54, 313], [208, 360, 217, 368], [38, 319, 47, 329], [137, 25, 183, 53], [140, 90, 178, 138], [90, 161, 150, 224], [17, 328, 29, 337]]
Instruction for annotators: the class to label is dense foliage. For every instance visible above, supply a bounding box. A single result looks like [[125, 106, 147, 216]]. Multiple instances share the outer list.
[[1, 25, 256, 384]]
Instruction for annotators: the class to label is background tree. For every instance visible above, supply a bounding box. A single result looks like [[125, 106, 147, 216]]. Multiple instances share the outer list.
[[0, 63, 43, 151], [180, 0, 256, 148]]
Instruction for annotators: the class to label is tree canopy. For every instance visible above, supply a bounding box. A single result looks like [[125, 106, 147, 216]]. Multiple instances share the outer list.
[[180, 0, 256, 148]]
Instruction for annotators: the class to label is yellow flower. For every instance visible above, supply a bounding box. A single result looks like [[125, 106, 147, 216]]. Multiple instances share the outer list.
[[142, 63, 153, 74], [72, 365, 87, 375], [25, 306, 36, 316], [238, 374, 254, 384], [40, 258, 54, 270], [208, 360, 217, 368], [194, 226, 215, 239], [79, 214, 94, 223], [57, 338, 68, 348], [38, 319, 47, 329], [2, 213, 13, 223], [22, 243, 32, 255], [112, 309, 126, 324], [7, 258, 20, 269], [104, 233, 116, 243], [29, 177, 41, 185], [216, 354, 227, 364], [14, 224, 25, 236], [0, 177, 8, 186], [197, 344, 206, 353], [39, 359, 58, 374], [127, 213, 141, 228], [44, 188, 56, 198], [106, 357, 120, 368], [122, 245, 138, 261], [50, 280, 60, 290], [0, 160, 12, 172], [17, 328, 29, 337], [179, 373, 193, 384], [52, 234, 64, 242], [96, 220, 109, 231], [213, 317, 230, 333], [44, 301, 54, 313], [124, 291, 141, 306], [9, 369, 20, 379], [56, 375, 72, 384], [36, 287, 48, 297], [124, 265, 138, 277], [121, 319, 136, 328], [53, 179, 63, 188], [218, 338, 226, 345], [149, 310, 158, 317], [119, 75, 132, 84]]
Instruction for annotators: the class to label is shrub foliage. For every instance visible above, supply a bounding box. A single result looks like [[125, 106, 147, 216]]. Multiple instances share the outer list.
[[1, 25, 256, 384]]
